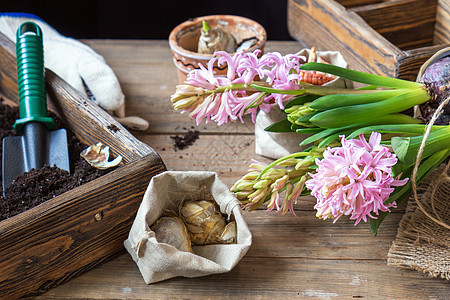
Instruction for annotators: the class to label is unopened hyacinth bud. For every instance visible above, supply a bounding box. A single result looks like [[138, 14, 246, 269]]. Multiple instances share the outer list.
[[235, 190, 253, 200], [171, 85, 208, 112], [285, 103, 316, 126], [260, 168, 287, 180], [281, 182, 294, 214], [288, 168, 309, 180], [294, 157, 315, 171], [308, 143, 338, 158], [247, 188, 269, 203], [241, 171, 260, 180], [232, 153, 319, 214], [231, 160, 287, 210], [172, 96, 203, 110], [276, 157, 301, 167], [232, 180, 255, 191], [292, 176, 307, 198], [277, 175, 308, 215], [271, 174, 289, 191], [252, 179, 271, 189], [171, 85, 205, 102], [247, 161, 268, 172]]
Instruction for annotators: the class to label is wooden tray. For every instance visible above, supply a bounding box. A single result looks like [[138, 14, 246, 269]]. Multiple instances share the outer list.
[[0, 32, 166, 298], [288, 0, 450, 81]]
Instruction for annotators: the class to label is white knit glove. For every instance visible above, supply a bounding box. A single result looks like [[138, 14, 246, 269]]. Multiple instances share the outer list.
[[0, 13, 149, 130]]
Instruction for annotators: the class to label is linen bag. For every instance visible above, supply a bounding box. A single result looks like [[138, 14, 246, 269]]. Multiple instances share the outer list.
[[388, 164, 450, 280], [124, 171, 252, 284], [255, 48, 351, 159]]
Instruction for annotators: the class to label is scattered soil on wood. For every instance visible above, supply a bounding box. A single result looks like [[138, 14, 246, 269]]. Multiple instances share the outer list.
[[171, 130, 200, 151], [107, 123, 120, 132], [0, 99, 110, 222]]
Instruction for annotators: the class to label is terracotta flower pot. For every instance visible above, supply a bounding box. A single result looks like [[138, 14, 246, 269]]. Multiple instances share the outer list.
[[169, 15, 267, 84]]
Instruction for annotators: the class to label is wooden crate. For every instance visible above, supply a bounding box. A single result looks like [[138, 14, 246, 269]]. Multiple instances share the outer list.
[[288, 0, 450, 81], [0, 32, 166, 299]]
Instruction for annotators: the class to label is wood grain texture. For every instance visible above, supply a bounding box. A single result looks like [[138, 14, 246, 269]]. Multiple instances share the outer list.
[[350, 0, 437, 50], [0, 32, 166, 299], [288, 0, 450, 80], [335, 0, 382, 8], [287, 0, 401, 76], [21, 40, 448, 299], [435, 0, 450, 44], [0, 32, 18, 103], [397, 44, 450, 80], [32, 255, 450, 299]]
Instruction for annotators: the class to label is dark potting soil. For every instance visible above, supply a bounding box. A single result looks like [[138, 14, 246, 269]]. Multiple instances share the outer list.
[[0, 99, 110, 221], [171, 130, 199, 151]]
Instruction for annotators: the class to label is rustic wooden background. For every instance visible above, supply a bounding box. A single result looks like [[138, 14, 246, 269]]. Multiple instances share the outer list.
[[25, 39, 449, 299]]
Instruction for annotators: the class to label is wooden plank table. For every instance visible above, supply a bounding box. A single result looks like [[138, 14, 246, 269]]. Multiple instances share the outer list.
[[30, 40, 449, 299]]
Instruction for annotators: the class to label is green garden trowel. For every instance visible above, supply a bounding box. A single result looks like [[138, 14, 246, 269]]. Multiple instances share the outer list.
[[2, 22, 70, 193]]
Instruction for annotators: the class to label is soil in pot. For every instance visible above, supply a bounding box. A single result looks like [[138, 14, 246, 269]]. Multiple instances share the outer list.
[[0, 98, 113, 221]]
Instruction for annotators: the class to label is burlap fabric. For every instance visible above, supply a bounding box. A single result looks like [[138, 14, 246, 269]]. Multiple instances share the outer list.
[[124, 171, 252, 284], [255, 48, 352, 159], [387, 164, 450, 280]]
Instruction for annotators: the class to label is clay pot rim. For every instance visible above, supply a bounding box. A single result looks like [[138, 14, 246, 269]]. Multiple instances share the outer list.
[[168, 14, 267, 60]]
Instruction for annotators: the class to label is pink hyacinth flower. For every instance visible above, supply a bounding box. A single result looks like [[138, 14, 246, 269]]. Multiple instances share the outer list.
[[178, 50, 309, 125], [305, 132, 408, 225]]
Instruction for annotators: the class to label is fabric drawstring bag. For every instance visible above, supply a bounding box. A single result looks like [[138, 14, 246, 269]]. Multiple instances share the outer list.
[[124, 171, 252, 284]]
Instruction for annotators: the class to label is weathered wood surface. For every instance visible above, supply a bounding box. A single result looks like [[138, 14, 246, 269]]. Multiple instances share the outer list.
[[287, 0, 401, 77], [0, 33, 166, 299], [287, 0, 450, 80], [435, 0, 450, 44], [25, 40, 449, 299], [350, 0, 437, 50]]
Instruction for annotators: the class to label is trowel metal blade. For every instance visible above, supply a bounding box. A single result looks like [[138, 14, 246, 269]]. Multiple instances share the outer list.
[[2, 128, 70, 193]]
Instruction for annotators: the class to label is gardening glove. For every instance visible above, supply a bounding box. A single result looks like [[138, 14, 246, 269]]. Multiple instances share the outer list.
[[0, 13, 149, 131]]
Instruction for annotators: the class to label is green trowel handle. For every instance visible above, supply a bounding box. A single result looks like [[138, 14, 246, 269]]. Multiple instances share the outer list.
[[14, 22, 55, 133]]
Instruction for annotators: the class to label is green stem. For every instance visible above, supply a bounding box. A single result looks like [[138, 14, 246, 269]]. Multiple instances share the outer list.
[[391, 125, 450, 164], [300, 62, 423, 89], [347, 124, 442, 139], [203, 82, 259, 95], [285, 95, 320, 109], [310, 89, 409, 110], [243, 92, 267, 115], [251, 83, 386, 96], [299, 113, 419, 146], [309, 88, 430, 128]]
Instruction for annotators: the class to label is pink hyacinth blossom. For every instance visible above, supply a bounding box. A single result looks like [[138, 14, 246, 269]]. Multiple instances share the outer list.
[[173, 50, 310, 125], [305, 132, 408, 225]]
